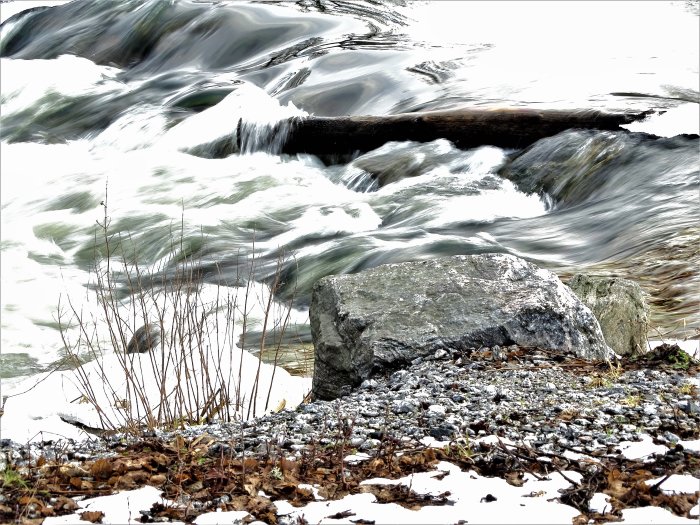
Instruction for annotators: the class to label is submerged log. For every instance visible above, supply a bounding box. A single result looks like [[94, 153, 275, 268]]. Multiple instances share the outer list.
[[238, 108, 652, 156]]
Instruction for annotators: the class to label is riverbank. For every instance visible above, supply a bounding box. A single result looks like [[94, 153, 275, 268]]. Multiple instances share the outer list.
[[2, 343, 698, 524]]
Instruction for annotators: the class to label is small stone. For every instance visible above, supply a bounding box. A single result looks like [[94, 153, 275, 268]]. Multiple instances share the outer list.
[[428, 404, 446, 417], [350, 437, 364, 447], [434, 349, 449, 359], [604, 406, 623, 415], [429, 424, 455, 441], [491, 345, 506, 361], [676, 400, 700, 414], [663, 432, 681, 444], [126, 323, 161, 354], [360, 439, 380, 451], [393, 401, 415, 414], [646, 417, 661, 428], [642, 404, 657, 416], [360, 379, 378, 390]]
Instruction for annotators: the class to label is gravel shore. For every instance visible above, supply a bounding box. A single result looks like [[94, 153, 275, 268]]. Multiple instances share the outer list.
[[2, 344, 699, 523]]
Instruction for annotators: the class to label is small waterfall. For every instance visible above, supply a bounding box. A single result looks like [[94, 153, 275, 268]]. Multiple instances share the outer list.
[[160, 82, 305, 158], [238, 116, 299, 155]]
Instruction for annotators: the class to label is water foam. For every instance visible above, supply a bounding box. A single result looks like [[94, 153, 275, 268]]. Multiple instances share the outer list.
[[161, 82, 306, 157], [0, 55, 123, 118]]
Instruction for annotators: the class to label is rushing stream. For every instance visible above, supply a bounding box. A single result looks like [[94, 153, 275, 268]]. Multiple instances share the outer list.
[[1, 0, 698, 381]]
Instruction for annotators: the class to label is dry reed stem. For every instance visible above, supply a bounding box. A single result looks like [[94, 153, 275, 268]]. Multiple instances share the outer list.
[[58, 191, 298, 435]]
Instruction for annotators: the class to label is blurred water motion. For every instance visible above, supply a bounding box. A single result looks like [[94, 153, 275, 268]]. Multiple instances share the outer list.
[[0, 0, 698, 378]]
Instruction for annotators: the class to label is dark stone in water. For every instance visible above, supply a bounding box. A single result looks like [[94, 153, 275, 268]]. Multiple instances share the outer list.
[[498, 129, 632, 207], [126, 324, 161, 354]]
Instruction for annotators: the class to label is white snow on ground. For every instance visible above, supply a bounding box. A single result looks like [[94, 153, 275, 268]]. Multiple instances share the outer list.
[[690, 503, 699, 519], [648, 339, 700, 359], [42, 486, 179, 525], [616, 434, 700, 460], [30, 417, 699, 524], [41, 451, 699, 525], [44, 461, 581, 525], [588, 492, 611, 514], [619, 506, 699, 524], [679, 439, 700, 453], [193, 510, 251, 525], [644, 474, 700, 494], [618, 434, 674, 460]]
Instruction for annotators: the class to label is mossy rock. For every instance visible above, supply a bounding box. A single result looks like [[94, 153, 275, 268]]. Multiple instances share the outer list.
[[632, 343, 697, 370]]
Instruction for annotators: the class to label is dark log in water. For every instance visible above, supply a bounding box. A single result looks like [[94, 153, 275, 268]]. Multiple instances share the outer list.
[[238, 108, 653, 156]]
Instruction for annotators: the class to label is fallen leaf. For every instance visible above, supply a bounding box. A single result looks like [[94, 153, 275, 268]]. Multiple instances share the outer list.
[[54, 496, 79, 511], [18, 496, 42, 506], [79, 510, 104, 523], [506, 471, 526, 487], [69, 477, 83, 489], [153, 453, 171, 468], [89, 459, 113, 480], [149, 474, 167, 486]]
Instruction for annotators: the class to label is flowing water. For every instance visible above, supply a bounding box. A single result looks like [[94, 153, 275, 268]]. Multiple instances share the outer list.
[[1, 0, 698, 381]]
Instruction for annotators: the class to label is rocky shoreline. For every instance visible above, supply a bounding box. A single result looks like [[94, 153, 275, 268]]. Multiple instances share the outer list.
[[3, 343, 699, 523], [2, 255, 698, 523]]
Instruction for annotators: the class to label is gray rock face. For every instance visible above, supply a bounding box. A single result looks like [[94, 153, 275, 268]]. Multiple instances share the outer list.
[[568, 274, 649, 356], [310, 254, 613, 400]]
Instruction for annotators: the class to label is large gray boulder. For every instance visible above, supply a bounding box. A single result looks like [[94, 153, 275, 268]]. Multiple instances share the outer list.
[[568, 274, 649, 356], [310, 254, 613, 400]]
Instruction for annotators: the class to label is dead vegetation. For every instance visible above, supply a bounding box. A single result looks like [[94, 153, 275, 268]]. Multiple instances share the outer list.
[[2, 409, 699, 524]]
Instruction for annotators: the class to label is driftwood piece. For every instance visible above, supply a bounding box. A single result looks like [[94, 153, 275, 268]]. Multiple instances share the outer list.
[[237, 108, 652, 156]]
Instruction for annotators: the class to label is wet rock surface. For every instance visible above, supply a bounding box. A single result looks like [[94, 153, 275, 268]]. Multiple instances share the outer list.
[[311, 254, 613, 400], [568, 274, 649, 356]]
